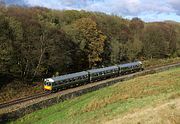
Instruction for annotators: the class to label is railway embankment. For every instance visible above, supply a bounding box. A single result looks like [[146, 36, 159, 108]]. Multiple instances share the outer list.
[[0, 63, 180, 123]]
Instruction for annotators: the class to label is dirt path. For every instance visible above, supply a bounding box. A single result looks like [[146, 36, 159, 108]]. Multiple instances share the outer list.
[[105, 98, 180, 124]]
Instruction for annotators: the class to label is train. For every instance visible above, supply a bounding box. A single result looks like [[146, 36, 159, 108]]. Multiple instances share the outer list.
[[44, 61, 143, 92]]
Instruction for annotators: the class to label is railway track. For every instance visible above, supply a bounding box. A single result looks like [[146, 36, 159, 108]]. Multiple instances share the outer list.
[[0, 92, 51, 109], [0, 62, 179, 110]]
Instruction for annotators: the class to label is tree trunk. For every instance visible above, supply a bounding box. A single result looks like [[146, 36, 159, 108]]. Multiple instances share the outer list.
[[32, 34, 46, 80]]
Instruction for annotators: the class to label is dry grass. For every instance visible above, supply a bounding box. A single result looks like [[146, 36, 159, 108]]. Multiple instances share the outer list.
[[105, 98, 180, 124], [143, 57, 180, 68], [82, 69, 180, 113], [0, 81, 43, 103]]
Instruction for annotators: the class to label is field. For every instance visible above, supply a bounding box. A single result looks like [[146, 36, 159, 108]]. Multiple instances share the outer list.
[[11, 67, 180, 124]]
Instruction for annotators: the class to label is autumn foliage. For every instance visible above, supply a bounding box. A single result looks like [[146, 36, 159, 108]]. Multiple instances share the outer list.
[[0, 5, 179, 82]]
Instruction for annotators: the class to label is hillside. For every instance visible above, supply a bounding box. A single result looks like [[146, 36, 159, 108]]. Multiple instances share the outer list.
[[0, 5, 180, 108], [106, 98, 180, 124], [0, 5, 180, 81], [12, 67, 180, 124]]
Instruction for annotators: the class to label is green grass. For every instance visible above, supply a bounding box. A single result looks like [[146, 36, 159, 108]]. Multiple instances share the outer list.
[[11, 67, 180, 124]]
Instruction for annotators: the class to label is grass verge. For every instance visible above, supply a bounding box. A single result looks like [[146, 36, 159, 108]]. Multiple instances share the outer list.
[[11, 67, 180, 124]]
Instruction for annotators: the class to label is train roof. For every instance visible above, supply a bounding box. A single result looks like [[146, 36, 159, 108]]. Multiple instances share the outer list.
[[118, 61, 142, 68], [87, 66, 118, 74], [45, 71, 88, 82]]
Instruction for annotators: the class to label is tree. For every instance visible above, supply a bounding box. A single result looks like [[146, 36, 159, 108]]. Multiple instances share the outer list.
[[65, 18, 106, 68], [142, 24, 169, 59], [0, 14, 23, 74], [129, 17, 144, 35]]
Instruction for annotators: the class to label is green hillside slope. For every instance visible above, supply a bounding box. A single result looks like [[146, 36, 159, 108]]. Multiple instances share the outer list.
[[12, 67, 180, 124]]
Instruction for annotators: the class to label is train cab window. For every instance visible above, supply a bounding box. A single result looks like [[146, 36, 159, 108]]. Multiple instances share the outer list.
[[45, 82, 52, 86]]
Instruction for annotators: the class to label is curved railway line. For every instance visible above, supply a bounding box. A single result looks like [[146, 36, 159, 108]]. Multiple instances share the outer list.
[[0, 92, 51, 109], [0, 62, 179, 110]]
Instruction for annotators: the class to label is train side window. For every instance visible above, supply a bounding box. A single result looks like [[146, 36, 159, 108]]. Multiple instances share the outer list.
[[52, 83, 55, 86]]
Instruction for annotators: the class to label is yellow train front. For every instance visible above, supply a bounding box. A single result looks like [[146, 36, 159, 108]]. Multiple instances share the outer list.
[[44, 79, 53, 91]]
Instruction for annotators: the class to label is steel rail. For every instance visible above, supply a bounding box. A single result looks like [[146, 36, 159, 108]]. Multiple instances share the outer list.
[[0, 92, 51, 109]]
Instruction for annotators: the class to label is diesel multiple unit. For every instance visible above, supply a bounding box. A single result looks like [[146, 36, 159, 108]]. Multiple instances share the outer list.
[[44, 61, 143, 92]]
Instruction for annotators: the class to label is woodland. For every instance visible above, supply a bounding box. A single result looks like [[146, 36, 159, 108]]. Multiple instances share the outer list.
[[0, 5, 180, 83]]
